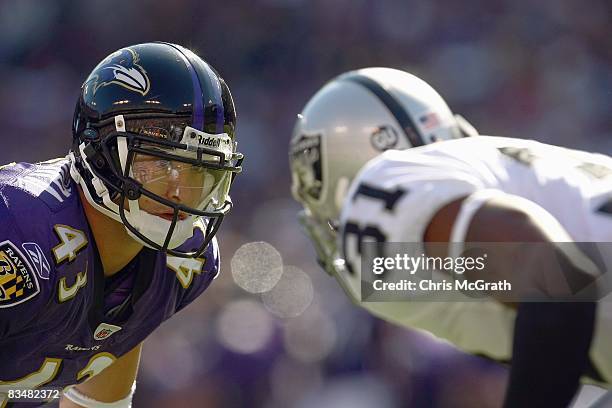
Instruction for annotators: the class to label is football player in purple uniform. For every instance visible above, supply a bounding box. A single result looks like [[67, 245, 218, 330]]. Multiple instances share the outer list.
[[0, 42, 243, 407]]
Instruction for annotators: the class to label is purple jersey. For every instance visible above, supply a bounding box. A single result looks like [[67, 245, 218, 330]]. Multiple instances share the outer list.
[[0, 159, 219, 406]]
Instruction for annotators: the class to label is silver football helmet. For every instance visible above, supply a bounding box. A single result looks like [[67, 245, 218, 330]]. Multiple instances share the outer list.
[[289, 67, 476, 278]]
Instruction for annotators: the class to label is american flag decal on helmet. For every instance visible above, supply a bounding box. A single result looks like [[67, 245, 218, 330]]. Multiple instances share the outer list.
[[419, 112, 440, 130]]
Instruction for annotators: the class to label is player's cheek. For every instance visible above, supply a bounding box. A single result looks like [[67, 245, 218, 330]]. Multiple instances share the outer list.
[[137, 194, 158, 210], [141, 179, 170, 199]]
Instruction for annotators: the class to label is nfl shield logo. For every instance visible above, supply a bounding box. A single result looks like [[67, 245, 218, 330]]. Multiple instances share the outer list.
[[94, 323, 122, 341]]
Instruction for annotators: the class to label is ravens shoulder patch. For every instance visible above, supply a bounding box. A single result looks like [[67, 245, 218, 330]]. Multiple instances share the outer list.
[[0, 240, 40, 308]]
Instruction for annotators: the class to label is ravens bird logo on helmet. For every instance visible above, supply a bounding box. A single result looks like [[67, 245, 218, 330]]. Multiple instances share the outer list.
[[87, 48, 150, 96]]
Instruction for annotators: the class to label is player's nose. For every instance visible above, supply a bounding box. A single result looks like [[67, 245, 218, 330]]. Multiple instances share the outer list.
[[165, 169, 182, 203]]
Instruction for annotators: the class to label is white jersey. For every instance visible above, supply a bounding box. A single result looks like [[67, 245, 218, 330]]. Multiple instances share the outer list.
[[338, 135, 612, 384]]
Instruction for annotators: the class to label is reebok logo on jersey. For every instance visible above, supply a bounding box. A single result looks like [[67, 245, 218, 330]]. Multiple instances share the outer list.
[[0, 241, 40, 308], [22, 242, 51, 280], [93, 323, 122, 341]]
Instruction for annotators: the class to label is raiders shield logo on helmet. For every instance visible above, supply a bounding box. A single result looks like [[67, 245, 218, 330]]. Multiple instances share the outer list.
[[290, 133, 324, 201]]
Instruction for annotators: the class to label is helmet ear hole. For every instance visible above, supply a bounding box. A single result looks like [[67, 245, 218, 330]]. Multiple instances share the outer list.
[[83, 128, 99, 141], [82, 144, 107, 170], [94, 156, 106, 169]]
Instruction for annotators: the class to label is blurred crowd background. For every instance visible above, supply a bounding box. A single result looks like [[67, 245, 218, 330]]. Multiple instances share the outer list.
[[1, 0, 611, 406]]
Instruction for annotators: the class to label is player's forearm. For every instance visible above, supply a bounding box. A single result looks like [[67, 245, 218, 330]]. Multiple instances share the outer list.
[[503, 302, 596, 407], [60, 396, 85, 408], [61, 343, 142, 406], [60, 380, 137, 408]]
